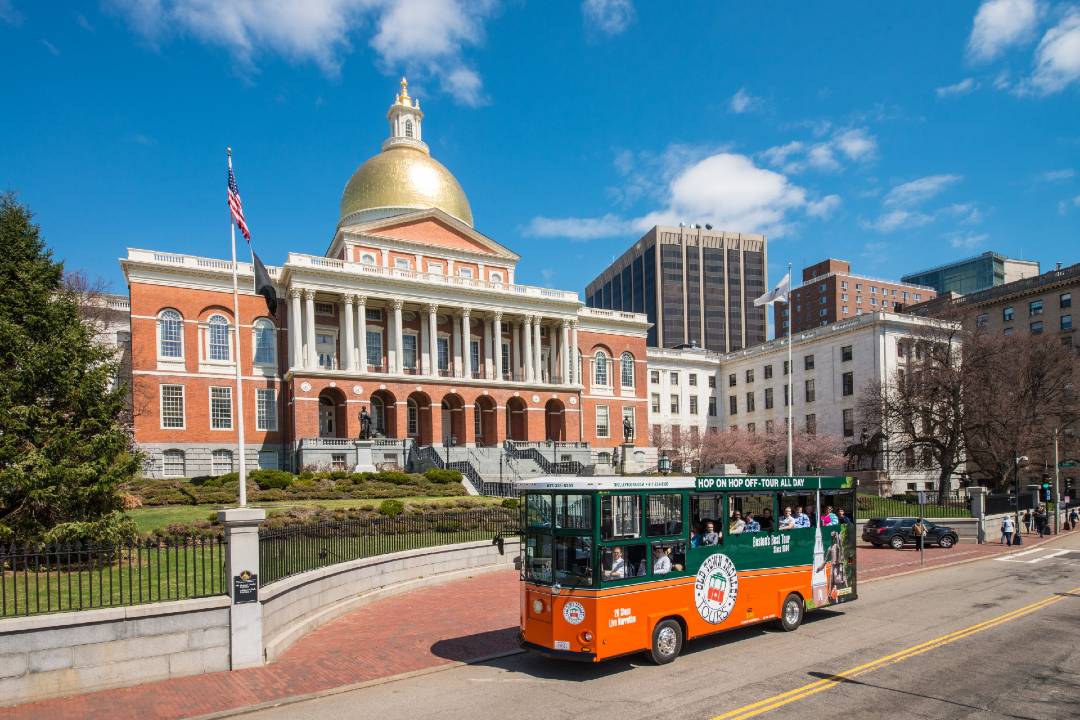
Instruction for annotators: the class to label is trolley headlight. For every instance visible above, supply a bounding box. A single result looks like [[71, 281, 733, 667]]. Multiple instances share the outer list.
[[532, 599, 544, 614], [580, 631, 593, 643]]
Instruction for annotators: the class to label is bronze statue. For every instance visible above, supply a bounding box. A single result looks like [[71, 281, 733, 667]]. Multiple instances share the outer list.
[[359, 406, 372, 440], [622, 416, 634, 443]]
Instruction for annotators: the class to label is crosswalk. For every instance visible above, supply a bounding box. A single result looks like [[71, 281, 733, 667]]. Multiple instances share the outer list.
[[993, 547, 1077, 564]]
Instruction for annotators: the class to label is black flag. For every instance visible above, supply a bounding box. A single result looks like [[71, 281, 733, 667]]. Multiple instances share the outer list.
[[252, 251, 278, 316]]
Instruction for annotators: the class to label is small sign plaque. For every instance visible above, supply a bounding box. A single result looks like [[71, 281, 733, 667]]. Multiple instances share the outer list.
[[233, 570, 258, 604]]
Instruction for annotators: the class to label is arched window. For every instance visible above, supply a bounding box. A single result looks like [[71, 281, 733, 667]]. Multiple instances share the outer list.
[[620, 352, 635, 388], [159, 309, 183, 358], [162, 449, 185, 478], [489, 272, 503, 284], [211, 449, 233, 476], [207, 314, 231, 361], [360, 253, 376, 265], [593, 351, 609, 387], [253, 319, 276, 366], [404, 119, 414, 138]]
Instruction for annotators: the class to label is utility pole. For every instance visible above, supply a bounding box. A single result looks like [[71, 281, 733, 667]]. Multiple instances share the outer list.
[[1054, 428, 1061, 536]]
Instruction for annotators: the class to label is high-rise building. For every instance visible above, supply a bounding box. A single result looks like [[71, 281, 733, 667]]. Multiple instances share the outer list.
[[901, 252, 1040, 295], [585, 225, 768, 352], [775, 259, 936, 335]]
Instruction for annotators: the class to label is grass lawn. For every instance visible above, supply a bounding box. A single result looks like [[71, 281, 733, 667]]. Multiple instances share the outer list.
[[128, 496, 506, 533]]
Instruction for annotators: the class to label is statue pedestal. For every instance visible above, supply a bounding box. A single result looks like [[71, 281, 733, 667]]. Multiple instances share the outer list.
[[353, 440, 376, 473], [619, 443, 643, 474]]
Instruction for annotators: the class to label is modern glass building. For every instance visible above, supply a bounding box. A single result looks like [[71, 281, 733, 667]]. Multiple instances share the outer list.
[[585, 225, 767, 352], [901, 252, 1040, 295]]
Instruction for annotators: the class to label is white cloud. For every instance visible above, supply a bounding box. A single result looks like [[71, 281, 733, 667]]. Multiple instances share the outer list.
[[946, 232, 989, 250], [862, 209, 934, 233], [729, 88, 760, 114], [0, 0, 23, 25], [1029, 10, 1080, 94], [760, 141, 804, 169], [528, 151, 816, 239], [1037, 168, 1075, 181], [760, 127, 876, 174], [833, 128, 877, 161], [582, 0, 635, 36], [806, 194, 841, 219], [108, 0, 497, 105], [883, 174, 962, 207], [936, 77, 979, 97], [41, 39, 60, 56], [806, 144, 840, 171], [967, 0, 1040, 62]]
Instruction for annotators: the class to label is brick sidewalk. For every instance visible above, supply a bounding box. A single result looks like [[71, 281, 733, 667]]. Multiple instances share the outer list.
[[0, 533, 1064, 720]]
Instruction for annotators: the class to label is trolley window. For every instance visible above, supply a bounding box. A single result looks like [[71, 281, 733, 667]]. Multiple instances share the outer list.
[[601, 495, 641, 540], [526, 494, 552, 528], [554, 536, 594, 586], [601, 544, 648, 580], [647, 494, 683, 537], [555, 494, 592, 530], [523, 534, 552, 583]]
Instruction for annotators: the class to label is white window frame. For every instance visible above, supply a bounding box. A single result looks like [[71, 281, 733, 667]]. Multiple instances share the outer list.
[[209, 386, 233, 431], [402, 331, 419, 371], [211, 449, 234, 477], [315, 328, 338, 370], [160, 384, 185, 429], [162, 449, 186, 478], [437, 334, 451, 372], [394, 257, 412, 271], [252, 318, 277, 368], [593, 351, 610, 387], [256, 388, 277, 431], [366, 327, 384, 369], [458, 267, 474, 279], [427, 262, 444, 275], [157, 309, 184, 361], [204, 314, 233, 364], [620, 352, 635, 388], [595, 405, 610, 438]]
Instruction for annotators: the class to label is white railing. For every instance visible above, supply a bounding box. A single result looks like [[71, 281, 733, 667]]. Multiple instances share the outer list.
[[579, 306, 649, 323], [286, 252, 579, 302], [127, 249, 282, 277]]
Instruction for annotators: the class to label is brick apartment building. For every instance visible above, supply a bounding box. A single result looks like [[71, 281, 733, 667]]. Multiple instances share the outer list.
[[775, 259, 936, 335], [123, 81, 651, 479]]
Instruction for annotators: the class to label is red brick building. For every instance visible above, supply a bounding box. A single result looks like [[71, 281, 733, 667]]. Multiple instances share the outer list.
[[774, 259, 937, 335], [123, 81, 651, 480]]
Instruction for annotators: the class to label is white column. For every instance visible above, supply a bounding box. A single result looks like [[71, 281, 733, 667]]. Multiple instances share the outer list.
[[533, 317, 543, 383], [511, 319, 521, 381], [461, 308, 472, 378], [288, 289, 302, 369], [483, 316, 493, 380], [420, 306, 430, 376], [571, 321, 580, 385], [452, 312, 462, 378], [218, 508, 266, 669], [560, 321, 570, 385], [393, 299, 404, 375], [428, 304, 440, 377], [342, 294, 355, 372], [357, 296, 368, 370], [523, 315, 534, 382], [493, 312, 503, 381], [303, 290, 317, 369]]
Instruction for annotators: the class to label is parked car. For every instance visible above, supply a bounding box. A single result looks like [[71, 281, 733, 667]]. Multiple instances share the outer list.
[[862, 517, 959, 550]]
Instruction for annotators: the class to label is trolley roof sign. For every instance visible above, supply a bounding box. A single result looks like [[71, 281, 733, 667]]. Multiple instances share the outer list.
[[694, 476, 854, 492]]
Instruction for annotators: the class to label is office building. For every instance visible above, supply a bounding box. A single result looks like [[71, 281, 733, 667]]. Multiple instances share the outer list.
[[585, 225, 767, 352], [901, 252, 1040, 295]]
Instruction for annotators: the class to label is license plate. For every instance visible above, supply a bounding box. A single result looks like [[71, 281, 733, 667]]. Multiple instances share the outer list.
[[554, 640, 570, 650]]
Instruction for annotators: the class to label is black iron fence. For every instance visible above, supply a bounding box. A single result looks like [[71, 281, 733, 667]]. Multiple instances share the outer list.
[[0, 537, 227, 618], [986, 493, 1038, 515], [259, 508, 519, 586], [856, 490, 972, 519]]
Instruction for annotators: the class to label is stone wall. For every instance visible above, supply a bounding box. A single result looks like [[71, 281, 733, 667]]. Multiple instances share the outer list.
[[261, 537, 520, 661], [0, 596, 230, 707]]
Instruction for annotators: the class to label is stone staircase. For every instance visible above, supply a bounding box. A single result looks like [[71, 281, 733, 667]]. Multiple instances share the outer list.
[[411, 442, 592, 496]]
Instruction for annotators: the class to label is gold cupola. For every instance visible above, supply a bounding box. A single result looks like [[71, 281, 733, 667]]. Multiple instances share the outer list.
[[339, 78, 474, 227]]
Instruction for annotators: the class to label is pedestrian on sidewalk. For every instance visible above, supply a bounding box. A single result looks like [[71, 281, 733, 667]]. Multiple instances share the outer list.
[[1068, 507, 1078, 531], [1000, 514, 1015, 546], [1035, 506, 1049, 537], [1022, 510, 1032, 535]]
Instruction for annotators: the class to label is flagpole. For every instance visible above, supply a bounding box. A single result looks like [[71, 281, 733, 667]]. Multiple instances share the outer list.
[[786, 261, 793, 477], [227, 148, 248, 508]]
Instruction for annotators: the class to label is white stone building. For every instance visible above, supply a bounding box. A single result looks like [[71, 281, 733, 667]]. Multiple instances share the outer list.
[[645, 346, 722, 449]]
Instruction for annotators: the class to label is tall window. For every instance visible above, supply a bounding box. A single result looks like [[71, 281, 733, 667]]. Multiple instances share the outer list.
[[211, 449, 233, 476], [842, 408, 854, 437], [708, 396, 717, 417], [842, 371, 854, 396], [159, 309, 183, 358], [595, 405, 610, 438], [620, 352, 635, 387], [670, 395, 680, 413], [1003, 306, 1014, 322], [764, 387, 774, 409], [210, 387, 232, 430], [806, 413, 817, 435], [402, 334, 418, 371], [804, 354, 815, 370], [689, 396, 698, 415], [594, 351, 609, 387], [470, 340, 481, 377], [404, 119, 414, 137], [501, 342, 510, 377], [841, 345, 852, 362], [316, 333, 336, 369], [160, 385, 185, 428], [764, 365, 773, 379], [437, 336, 450, 372], [253, 319, 276, 365], [408, 399, 419, 436], [207, 315, 231, 361], [746, 391, 755, 412], [162, 449, 185, 478], [729, 396, 737, 415], [805, 379, 816, 403], [651, 393, 660, 413], [366, 330, 383, 369], [256, 388, 277, 431]]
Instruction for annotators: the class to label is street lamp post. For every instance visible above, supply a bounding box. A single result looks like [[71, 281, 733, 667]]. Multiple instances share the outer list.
[[1014, 454, 1028, 546], [659, 452, 672, 476]]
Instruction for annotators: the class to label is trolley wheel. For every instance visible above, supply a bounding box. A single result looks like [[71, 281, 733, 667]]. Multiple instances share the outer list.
[[649, 619, 683, 664], [778, 593, 804, 632]]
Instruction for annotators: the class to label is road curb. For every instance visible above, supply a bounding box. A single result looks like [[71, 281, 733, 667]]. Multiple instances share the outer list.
[[187, 648, 526, 720]]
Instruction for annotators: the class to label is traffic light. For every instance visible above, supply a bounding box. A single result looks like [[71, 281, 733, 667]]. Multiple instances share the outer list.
[[1041, 480, 1052, 502]]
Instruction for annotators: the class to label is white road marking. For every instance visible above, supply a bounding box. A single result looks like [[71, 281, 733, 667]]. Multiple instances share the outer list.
[[994, 548, 1072, 564]]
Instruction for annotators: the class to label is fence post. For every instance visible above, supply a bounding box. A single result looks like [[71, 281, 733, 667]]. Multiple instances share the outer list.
[[219, 508, 266, 669], [968, 487, 987, 545]]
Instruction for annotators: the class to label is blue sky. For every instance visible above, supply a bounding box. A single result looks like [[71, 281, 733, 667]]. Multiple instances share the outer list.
[[1, 0, 1078, 296]]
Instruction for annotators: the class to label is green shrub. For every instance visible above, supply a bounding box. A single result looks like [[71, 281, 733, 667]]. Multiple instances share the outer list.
[[424, 468, 463, 484], [500, 498, 520, 509], [378, 499, 405, 516], [374, 470, 414, 486], [250, 469, 295, 490], [42, 512, 138, 545]]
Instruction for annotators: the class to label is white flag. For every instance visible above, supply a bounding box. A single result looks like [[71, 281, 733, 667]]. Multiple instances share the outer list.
[[753, 271, 790, 307]]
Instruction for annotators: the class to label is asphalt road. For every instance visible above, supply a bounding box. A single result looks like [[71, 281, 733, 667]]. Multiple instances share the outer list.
[[241, 535, 1080, 720]]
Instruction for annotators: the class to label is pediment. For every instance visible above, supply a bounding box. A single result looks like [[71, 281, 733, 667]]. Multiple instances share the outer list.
[[337, 209, 519, 261]]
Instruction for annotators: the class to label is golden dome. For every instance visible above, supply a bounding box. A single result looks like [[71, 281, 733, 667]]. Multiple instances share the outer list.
[[339, 145, 473, 227]]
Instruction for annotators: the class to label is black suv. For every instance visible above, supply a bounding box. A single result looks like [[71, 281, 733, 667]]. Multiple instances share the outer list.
[[863, 517, 959, 550]]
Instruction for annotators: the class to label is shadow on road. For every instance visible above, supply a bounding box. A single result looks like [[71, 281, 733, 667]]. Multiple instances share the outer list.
[[430, 627, 520, 663]]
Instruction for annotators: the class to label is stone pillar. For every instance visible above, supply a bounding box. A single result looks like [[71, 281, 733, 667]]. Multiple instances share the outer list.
[[420, 306, 430, 376], [357, 296, 368, 370], [452, 312, 462, 378], [969, 486, 987, 544], [393, 299, 404, 375], [461, 308, 472, 378], [560, 321, 570, 385], [303, 290, 317, 369], [533, 317, 543, 383], [512, 320, 522, 381], [218, 507, 267, 669], [493, 312, 503, 381], [428, 303, 440, 377], [342, 294, 355, 372], [288, 288, 303, 369], [523, 315, 534, 383], [483, 316, 493, 380], [571, 321, 580, 385]]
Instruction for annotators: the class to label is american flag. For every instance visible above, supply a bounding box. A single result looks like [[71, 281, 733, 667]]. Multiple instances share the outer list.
[[227, 163, 250, 240]]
